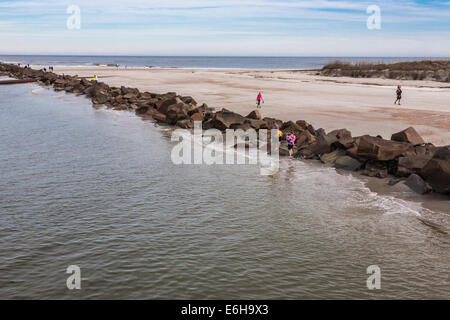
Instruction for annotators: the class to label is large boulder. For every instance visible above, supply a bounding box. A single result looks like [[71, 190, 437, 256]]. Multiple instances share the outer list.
[[357, 135, 413, 161], [152, 111, 167, 123], [123, 92, 139, 103], [86, 82, 111, 105], [295, 130, 316, 148], [110, 87, 122, 97], [295, 148, 317, 160], [295, 121, 316, 136], [420, 146, 450, 194], [85, 82, 110, 98], [121, 86, 140, 96], [137, 98, 158, 109], [181, 96, 197, 106], [188, 103, 214, 116], [261, 117, 283, 130], [140, 92, 154, 99], [53, 78, 68, 88], [327, 129, 354, 149], [363, 161, 388, 178], [396, 155, 433, 177], [210, 109, 246, 131], [40, 72, 58, 84], [315, 128, 326, 137], [64, 79, 81, 89], [92, 93, 109, 105], [158, 92, 177, 99], [298, 136, 331, 156], [136, 106, 156, 116], [297, 128, 348, 157], [281, 121, 302, 131], [230, 123, 252, 131], [190, 112, 204, 122], [246, 110, 261, 120], [306, 124, 316, 136], [165, 103, 193, 125], [320, 149, 346, 165], [413, 144, 437, 157], [109, 96, 126, 106], [295, 120, 309, 130], [391, 127, 425, 146], [157, 97, 182, 114], [405, 174, 432, 195], [334, 156, 363, 171], [244, 119, 267, 130], [71, 83, 86, 94]]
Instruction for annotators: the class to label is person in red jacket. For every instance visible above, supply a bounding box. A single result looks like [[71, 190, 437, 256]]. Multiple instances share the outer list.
[[256, 92, 264, 108]]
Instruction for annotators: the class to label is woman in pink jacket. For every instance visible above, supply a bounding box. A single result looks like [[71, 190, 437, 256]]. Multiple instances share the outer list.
[[256, 92, 264, 108], [286, 134, 297, 158]]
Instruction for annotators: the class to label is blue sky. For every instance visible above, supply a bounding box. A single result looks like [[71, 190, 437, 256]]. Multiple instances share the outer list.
[[0, 0, 449, 56]]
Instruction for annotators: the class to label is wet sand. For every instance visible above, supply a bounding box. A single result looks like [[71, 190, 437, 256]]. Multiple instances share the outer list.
[[52, 66, 450, 146]]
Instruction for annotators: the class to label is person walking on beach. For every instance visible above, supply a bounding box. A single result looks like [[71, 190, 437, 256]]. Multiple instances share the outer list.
[[92, 75, 98, 82], [286, 133, 296, 158], [394, 85, 402, 105], [256, 92, 264, 109]]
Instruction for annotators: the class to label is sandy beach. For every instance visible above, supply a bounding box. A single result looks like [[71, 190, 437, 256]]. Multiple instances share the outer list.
[[51, 66, 450, 146]]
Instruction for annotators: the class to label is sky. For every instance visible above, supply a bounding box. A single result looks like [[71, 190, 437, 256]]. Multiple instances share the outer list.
[[0, 0, 450, 56]]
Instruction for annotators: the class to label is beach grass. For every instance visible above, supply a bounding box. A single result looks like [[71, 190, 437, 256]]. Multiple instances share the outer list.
[[321, 59, 450, 82]]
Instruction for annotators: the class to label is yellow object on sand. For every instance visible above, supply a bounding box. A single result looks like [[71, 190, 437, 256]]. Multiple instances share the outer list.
[[92, 77, 97, 81]]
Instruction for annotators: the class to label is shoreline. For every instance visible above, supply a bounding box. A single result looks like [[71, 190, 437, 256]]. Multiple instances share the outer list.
[[28, 64, 450, 86], [33, 65, 320, 71], [1, 62, 449, 197]]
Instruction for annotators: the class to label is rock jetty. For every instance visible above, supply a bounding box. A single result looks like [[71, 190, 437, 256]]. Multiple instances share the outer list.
[[1, 62, 448, 196]]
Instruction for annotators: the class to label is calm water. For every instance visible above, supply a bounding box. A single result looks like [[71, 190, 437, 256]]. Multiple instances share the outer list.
[[0, 81, 449, 299], [1, 55, 448, 69]]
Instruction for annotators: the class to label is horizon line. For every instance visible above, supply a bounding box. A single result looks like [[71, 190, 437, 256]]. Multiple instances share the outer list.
[[1, 54, 450, 59]]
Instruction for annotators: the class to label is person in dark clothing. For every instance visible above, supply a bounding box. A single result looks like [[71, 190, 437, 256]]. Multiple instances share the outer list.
[[394, 85, 402, 105]]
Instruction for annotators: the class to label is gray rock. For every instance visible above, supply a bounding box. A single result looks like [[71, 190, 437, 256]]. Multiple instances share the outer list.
[[420, 146, 450, 194], [320, 150, 346, 165], [335, 156, 362, 171], [405, 174, 432, 194]]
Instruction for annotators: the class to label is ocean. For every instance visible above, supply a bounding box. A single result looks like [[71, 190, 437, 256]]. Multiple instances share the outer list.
[[0, 77, 449, 299], [0, 55, 447, 69]]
